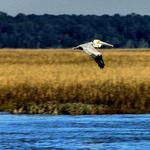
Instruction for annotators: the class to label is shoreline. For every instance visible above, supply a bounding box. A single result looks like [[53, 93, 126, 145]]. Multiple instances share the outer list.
[[1, 102, 150, 115]]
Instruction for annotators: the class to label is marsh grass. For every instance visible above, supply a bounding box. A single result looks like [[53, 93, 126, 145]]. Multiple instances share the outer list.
[[0, 49, 150, 114]]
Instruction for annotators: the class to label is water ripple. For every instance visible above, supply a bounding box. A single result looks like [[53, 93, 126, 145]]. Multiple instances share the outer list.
[[0, 114, 150, 150]]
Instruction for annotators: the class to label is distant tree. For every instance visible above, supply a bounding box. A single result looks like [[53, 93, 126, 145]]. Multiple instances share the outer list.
[[0, 12, 149, 48], [138, 39, 149, 48], [125, 40, 135, 48]]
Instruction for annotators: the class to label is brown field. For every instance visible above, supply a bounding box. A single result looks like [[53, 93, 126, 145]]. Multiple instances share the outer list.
[[0, 48, 150, 114]]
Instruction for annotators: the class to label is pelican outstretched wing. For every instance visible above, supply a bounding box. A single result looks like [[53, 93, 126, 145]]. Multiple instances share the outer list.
[[73, 40, 113, 69], [74, 42, 105, 69], [85, 45, 105, 69]]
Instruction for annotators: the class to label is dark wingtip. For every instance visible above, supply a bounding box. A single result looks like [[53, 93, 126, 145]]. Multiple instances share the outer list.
[[100, 64, 105, 69], [98, 63, 105, 69], [94, 55, 105, 69]]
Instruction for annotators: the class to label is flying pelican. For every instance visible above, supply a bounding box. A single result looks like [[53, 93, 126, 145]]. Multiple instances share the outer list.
[[73, 39, 113, 69]]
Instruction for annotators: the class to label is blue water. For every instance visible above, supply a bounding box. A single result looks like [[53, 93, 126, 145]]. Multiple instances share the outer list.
[[0, 114, 150, 150]]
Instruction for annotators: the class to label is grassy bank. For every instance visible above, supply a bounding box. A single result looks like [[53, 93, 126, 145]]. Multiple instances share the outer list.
[[0, 49, 150, 114]]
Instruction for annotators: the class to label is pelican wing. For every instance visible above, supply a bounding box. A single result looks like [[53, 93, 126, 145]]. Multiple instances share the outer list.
[[74, 42, 105, 69], [94, 55, 105, 69], [73, 46, 83, 50], [85, 44, 101, 57], [85, 45, 105, 69], [74, 42, 101, 56]]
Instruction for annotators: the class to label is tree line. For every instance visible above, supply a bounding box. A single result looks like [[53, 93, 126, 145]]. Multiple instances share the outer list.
[[0, 12, 150, 48]]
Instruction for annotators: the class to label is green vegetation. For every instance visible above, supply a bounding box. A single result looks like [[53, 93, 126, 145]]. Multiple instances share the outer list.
[[0, 12, 150, 48], [0, 49, 150, 114]]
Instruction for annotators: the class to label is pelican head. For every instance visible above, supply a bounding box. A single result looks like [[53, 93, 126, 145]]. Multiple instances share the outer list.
[[93, 39, 113, 48]]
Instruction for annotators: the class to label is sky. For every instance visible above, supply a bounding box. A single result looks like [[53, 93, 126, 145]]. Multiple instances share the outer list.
[[0, 0, 150, 16]]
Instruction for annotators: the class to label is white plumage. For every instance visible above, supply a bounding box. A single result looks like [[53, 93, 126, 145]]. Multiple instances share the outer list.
[[74, 39, 113, 69]]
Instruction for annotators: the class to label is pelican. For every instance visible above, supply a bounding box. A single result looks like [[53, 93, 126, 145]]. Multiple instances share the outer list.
[[73, 39, 113, 69]]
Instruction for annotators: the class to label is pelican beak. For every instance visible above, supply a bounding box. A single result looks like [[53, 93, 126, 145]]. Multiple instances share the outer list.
[[100, 41, 113, 47]]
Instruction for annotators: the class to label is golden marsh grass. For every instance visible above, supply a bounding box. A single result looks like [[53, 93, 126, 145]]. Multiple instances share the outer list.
[[0, 49, 150, 114]]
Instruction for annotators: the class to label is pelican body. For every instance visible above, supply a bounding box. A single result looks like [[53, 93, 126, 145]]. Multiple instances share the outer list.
[[74, 39, 113, 69]]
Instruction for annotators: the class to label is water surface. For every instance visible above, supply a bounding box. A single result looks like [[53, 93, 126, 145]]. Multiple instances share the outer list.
[[0, 114, 150, 150]]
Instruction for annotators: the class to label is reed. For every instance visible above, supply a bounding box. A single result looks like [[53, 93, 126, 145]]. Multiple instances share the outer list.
[[0, 49, 149, 114]]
